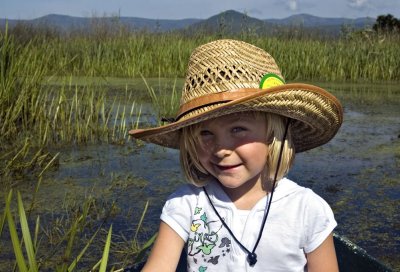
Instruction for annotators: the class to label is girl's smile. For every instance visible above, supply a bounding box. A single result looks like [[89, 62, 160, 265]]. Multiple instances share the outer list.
[[215, 163, 242, 171], [196, 112, 270, 200]]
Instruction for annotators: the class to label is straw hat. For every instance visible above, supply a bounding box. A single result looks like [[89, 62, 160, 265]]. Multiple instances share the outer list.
[[129, 39, 343, 152]]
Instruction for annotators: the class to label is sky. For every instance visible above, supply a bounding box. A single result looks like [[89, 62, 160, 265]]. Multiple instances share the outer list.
[[1, 0, 400, 20]]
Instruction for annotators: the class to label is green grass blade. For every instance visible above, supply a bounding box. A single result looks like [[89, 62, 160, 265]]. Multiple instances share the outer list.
[[0, 209, 5, 241], [0, 191, 11, 239], [134, 232, 157, 264], [134, 200, 149, 241], [38, 152, 59, 177], [99, 225, 112, 272], [67, 222, 101, 272], [34, 216, 40, 250], [62, 216, 80, 271], [17, 192, 38, 271], [0, 190, 13, 247], [5, 190, 28, 272]]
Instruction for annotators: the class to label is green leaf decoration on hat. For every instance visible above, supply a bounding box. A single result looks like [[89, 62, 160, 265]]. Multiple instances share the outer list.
[[259, 73, 285, 89]]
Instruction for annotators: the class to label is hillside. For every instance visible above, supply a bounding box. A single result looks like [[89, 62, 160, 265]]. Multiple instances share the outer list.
[[0, 13, 202, 32], [265, 13, 375, 28], [0, 10, 376, 35]]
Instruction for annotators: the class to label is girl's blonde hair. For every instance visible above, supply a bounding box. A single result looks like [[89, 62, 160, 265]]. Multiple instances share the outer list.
[[179, 112, 295, 187]]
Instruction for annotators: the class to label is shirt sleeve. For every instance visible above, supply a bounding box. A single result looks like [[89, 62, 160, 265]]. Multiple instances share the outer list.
[[303, 189, 337, 253], [160, 185, 195, 242]]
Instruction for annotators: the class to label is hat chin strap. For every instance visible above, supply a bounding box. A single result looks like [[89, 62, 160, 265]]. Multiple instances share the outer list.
[[203, 118, 291, 266]]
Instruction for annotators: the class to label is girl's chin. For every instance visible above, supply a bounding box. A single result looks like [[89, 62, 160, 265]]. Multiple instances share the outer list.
[[216, 178, 248, 189], [215, 175, 263, 191]]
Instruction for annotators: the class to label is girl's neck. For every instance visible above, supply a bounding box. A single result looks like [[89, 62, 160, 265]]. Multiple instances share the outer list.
[[219, 175, 270, 210]]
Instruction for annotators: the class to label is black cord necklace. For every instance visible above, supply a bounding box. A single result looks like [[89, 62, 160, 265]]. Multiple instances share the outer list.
[[203, 119, 290, 266]]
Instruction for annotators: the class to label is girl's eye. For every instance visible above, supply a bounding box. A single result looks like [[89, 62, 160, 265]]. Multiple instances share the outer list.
[[198, 130, 214, 146], [232, 127, 246, 133], [200, 130, 213, 136]]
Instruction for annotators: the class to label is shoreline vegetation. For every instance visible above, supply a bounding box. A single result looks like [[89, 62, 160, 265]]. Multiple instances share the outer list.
[[2, 22, 400, 82], [1, 18, 399, 270]]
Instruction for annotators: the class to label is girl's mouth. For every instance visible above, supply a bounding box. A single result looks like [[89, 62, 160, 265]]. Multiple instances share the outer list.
[[216, 164, 241, 171]]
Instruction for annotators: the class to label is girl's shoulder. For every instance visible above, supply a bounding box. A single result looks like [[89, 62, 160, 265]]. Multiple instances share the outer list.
[[275, 178, 333, 212], [164, 181, 228, 211], [279, 178, 335, 220], [167, 183, 203, 199], [273, 177, 307, 201], [163, 184, 204, 210], [276, 178, 324, 199]]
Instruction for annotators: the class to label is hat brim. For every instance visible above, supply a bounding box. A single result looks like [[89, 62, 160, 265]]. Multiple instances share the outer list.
[[129, 83, 343, 153]]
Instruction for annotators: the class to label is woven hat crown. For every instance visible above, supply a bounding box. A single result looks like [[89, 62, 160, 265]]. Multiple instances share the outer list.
[[178, 40, 283, 119]]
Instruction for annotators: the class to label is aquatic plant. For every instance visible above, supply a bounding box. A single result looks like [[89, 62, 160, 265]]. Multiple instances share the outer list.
[[141, 75, 180, 125], [1, 189, 155, 271], [2, 24, 399, 81]]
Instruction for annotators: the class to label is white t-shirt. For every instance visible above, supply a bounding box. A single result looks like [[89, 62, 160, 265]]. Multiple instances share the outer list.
[[161, 178, 336, 272]]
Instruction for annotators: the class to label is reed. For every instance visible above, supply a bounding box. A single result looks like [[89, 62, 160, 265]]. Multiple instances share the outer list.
[[0, 25, 49, 143], [1, 25, 398, 179], [0, 78, 140, 149], [1, 25, 143, 180], [1, 189, 154, 271], [248, 35, 400, 82], [3, 24, 399, 81], [141, 75, 180, 124], [0, 72, 141, 183]]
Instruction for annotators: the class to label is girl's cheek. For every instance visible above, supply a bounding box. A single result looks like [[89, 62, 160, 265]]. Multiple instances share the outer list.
[[196, 143, 210, 156], [198, 139, 214, 151]]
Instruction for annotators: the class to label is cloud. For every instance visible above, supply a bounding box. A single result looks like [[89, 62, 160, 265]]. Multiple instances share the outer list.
[[287, 0, 298, 11], [246, 8, 264, 17], [347, 0, 371, 9]]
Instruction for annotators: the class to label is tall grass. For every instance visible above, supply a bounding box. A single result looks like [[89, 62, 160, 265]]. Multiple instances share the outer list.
[[141, 75, 180, 124], [0, 80, 140, 184], [2, 23, 399, 81], [0, 25, 141, 182], [1, 24, 398, 160], [0, 24, 50, 143], [40, 34, 400, 81], [1, 189, 154, 271], [259, 37, 399, 82]]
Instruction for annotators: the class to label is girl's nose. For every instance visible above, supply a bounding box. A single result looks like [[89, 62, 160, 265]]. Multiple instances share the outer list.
[[212, 141, 232, 158]]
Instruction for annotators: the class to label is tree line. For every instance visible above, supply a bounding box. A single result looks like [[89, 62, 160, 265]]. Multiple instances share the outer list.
[[373, 14, 400, 34]]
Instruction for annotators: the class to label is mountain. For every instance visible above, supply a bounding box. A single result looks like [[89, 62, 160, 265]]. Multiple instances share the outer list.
[[265, 13, 375, 29], [0, 14, 202, 32], [177, 11, 376, 37], [183, 10, 274, 35], [0, 10, 376, 35]]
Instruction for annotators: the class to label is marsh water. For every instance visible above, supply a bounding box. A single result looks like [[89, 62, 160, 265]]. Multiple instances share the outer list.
[[11, 80, 400, 270]]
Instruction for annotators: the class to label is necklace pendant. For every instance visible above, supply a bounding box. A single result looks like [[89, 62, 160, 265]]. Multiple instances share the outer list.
[[247, 252, 257, 266]]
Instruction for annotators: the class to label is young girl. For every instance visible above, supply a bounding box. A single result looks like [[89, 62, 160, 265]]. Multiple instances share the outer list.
[[129, 39, 343, 272]]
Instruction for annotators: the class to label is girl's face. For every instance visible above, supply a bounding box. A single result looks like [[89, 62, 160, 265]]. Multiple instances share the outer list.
[[196, 112, 269, 194]]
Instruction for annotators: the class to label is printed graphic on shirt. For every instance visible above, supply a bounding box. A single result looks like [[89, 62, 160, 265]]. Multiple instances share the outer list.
[[187, 206, 231, 271]]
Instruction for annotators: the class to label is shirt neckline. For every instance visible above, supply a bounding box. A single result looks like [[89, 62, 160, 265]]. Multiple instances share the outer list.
[[204, 178, 303, 212]]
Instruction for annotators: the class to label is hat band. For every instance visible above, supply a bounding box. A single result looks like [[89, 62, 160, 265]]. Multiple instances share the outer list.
[[176, 88, 261, 120]]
